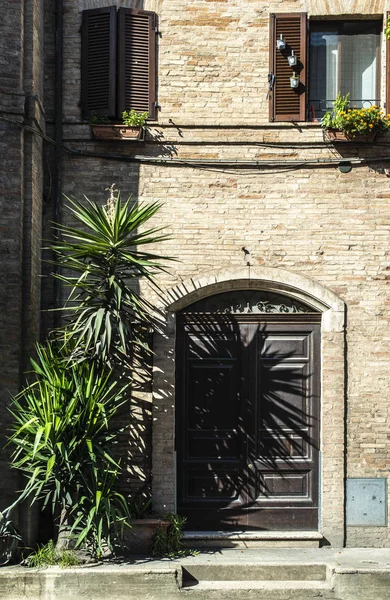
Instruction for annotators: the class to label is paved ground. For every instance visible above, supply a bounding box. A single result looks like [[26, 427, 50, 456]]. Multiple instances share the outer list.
[[106, 546, 390, 572], [1, 547, 390, 600]]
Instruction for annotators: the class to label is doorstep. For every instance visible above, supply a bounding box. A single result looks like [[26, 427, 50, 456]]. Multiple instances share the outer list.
[[183, 530, 324, 548], [0, 549, 390, 600]]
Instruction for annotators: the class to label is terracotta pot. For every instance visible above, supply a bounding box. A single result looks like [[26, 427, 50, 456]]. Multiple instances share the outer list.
[[325, 128, 377, 143], [124, 519, 170, 554], [91, 124, 144, 141]]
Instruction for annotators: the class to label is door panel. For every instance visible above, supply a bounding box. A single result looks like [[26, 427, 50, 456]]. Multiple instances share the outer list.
[[187, 364, 237, 430], [176, 317, 248, 529], [261, 471, 310, 497], [176, 315, 320, 531]]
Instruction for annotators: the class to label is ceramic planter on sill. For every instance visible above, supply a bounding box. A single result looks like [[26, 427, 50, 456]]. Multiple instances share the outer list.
[[91, 124, 145, 141], [124, 518, 170, 554], [324, 128, 377, 143]]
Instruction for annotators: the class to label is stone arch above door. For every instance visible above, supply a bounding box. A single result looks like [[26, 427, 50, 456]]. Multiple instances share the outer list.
[[161, 267, 344, 333], [152, 268, 346, 547]]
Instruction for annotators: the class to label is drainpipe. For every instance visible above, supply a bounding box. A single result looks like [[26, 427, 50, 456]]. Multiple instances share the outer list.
[[54, 0, 63, 324]]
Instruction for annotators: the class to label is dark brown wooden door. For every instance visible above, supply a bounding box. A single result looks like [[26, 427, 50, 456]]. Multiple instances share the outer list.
[[176, 314, 320, 531]]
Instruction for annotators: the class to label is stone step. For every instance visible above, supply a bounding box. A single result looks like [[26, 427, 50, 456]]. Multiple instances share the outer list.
[[182, 562, 328, 582], [183, 530, 323, 549], [181, 579, 337, 599]]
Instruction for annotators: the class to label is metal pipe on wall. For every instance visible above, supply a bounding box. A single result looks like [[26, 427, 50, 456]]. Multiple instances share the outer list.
[[54, 0, 63, 321]]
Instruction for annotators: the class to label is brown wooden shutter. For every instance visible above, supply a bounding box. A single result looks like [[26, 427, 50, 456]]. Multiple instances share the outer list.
[[81, 7, 117, 118], [118, 8, 157, 120], [269, 13, 307, 122]]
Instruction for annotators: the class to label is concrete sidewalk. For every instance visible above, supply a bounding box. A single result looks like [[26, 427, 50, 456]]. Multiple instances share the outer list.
[[0, 547, 389, 599]]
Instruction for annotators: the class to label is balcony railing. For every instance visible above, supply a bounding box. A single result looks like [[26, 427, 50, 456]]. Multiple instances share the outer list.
[[309, 98, 382, 121]]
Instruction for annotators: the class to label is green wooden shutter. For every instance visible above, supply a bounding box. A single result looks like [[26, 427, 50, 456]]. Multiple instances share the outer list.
[[118, 8, 157, 120], [269, 13, 307, 122], [81, 6, 117, 118]]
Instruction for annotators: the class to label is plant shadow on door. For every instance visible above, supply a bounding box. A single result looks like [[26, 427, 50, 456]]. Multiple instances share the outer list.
[[176, 312, 320, 531]]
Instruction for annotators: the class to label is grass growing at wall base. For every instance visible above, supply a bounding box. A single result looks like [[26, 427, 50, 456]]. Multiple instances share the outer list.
[[25, 540, 81, 568], [151, 513, 198, 558]]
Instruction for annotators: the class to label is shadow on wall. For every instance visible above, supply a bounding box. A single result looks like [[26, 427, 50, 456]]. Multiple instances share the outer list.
[[176, 313, 319, 530]]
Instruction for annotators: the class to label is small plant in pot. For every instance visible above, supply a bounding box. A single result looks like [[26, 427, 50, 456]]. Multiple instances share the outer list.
[[123, 498, 170, 555], [90, 110, 148, 141], [321, 93, 390, 142]]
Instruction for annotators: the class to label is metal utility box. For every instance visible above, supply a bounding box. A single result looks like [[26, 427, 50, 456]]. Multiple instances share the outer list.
[[346, 478, 387, 527]]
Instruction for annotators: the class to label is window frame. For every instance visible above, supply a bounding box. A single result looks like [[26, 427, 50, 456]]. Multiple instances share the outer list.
[[308, 19, 382, 120]]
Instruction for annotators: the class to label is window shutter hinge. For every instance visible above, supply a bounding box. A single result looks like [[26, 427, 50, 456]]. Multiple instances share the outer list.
[[154, 102, 161, 111]]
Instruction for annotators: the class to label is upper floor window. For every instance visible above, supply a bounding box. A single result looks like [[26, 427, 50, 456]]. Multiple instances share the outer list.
[[309, 20, 381, 119], [269, 13, 384, 122], [81, 6, 157, 120]]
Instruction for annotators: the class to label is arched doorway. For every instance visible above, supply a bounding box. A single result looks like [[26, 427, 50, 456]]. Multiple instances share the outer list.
[[175, 289, 321, 531]]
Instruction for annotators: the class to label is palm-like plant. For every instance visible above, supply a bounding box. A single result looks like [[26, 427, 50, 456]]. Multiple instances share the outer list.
[[51, 189, 171, 366], [8, 343, 131, 556], [8, 189, 170, 558]]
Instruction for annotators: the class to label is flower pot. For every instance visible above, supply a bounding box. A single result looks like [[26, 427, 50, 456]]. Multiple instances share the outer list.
[[124, 519, 170, 554], [91, 124, 144, 141], [325, 128, 377, 143]]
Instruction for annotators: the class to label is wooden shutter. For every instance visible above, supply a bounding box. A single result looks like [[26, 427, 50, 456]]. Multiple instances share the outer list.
[[81, 7, 117, 118], [118, 8, 157, 120], [269, 13, 307, 122]]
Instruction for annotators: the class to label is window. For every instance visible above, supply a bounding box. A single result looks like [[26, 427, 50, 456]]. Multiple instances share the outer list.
[[269, 13, 384, 122], [81, 7, 157, 120], [309, 21, 381, 119]]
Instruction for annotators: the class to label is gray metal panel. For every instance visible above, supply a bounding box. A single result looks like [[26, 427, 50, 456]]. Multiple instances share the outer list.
[[346, 478, 387, 527]]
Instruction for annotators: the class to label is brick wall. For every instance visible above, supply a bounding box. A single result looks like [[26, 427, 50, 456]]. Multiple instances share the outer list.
[[0, 0, 44, 546], [50, 0, 390, 546], [0, 0, 388, 546], [0, 0, 26, 512]]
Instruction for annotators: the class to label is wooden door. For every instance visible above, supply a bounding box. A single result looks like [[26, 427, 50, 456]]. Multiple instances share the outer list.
[[176, 312, 321, 531]]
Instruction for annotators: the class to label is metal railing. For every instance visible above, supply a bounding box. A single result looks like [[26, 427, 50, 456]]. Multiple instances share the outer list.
[[309, 98, 382, 120]]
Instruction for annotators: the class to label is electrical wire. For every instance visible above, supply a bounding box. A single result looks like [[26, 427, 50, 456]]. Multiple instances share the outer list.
[[2, 113, 390, 171]]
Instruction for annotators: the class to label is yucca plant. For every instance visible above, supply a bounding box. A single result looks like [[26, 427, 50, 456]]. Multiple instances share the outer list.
[[8, 342, 131, 557], [8, 189, 170, 558], [51, 188, 171, 367]]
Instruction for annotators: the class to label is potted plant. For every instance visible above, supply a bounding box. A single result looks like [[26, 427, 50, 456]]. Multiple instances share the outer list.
[[123, 499, 170, 554], [321, 93, 390, 142], [90, 110, 148, 141], [385, 16, 390, 40]]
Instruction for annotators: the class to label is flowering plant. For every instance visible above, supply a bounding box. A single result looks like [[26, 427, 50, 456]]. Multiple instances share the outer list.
[[321, 93, 390, 137]]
